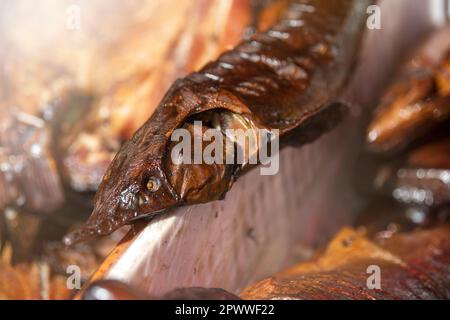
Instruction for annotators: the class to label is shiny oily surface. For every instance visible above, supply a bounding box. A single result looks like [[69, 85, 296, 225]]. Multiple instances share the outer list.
[[367, 26, 450, 153], [241, 226, 450, 300], [66, 0, 371, 245], [374, 137, 450, 208]]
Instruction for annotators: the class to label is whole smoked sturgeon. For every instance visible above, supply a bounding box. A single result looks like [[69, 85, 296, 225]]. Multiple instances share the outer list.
[[65, 0, 372, 244]]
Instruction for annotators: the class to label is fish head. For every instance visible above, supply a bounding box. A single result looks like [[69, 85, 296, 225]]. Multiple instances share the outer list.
[[63, 85, 187, 246], [63, 126, 181, 245], [63, 81, 233, 245]]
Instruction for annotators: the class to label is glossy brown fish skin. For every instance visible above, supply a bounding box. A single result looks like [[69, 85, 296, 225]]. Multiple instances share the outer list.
[[367, 26, 450, 153], [375, 137, 450, 209], [65, 0, 371, 244], [61, 0, 257, 193], [62, 0, 300, 194], [241, 226, 450, 300]]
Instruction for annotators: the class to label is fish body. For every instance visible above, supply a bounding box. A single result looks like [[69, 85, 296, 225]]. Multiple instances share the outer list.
[[65, 0, 372, 244], [367, 25, 450, 153], [367, 27, 450, 210], [241, 226, 450, 300], [62, 0, 259, 193], [375, 137, 450, 209]]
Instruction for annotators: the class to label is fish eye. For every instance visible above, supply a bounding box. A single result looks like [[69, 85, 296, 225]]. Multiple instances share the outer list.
[[146, 176, 161, 192], [138, 193, 149, 206]]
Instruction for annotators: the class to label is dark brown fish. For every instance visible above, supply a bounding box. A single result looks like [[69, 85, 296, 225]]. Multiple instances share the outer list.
[[374, 137, 450, 209], [65, 0, 371, 244], [60, 0, 286, 193], [0, 110, 65, 214], [61, 0, 262, 192], [367, 26, 450, 153], [241, 226, 450, 300]]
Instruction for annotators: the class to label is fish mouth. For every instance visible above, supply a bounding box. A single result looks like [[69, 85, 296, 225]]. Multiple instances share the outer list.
[[63, 149, 181, 245], [62, 206, 171, 246], [63, 209, 136, 246]]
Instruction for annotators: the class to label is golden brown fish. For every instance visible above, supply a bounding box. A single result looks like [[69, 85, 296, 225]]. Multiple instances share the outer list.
[[65, 0, 371, 245], [241, 226, 450, 300], [367, 26, 450, 153]]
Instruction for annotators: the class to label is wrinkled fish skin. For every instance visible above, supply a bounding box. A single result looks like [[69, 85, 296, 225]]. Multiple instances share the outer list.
[[241, 226, 450, 300], [61, 0, 258, 193], [65, 0, 371, 244], [367, 26, 450, 153]]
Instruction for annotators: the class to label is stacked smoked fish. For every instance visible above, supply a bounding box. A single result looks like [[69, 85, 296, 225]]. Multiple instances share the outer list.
[[2, 1, 450, 300], [367, 26, 450, 215], [0, 0, 268, 299], [241, 226, 450, 299], [241, 26, 450, 300]]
